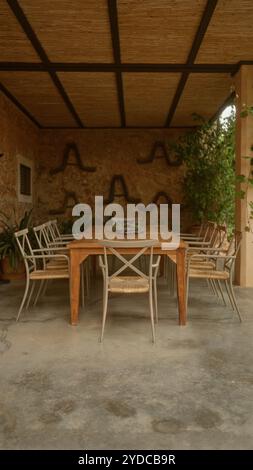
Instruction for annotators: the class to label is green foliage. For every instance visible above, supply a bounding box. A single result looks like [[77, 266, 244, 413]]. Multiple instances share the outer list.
[[171, 112, 236, 233], [0, 208, 33, 268], [239, 105, 253, 230]]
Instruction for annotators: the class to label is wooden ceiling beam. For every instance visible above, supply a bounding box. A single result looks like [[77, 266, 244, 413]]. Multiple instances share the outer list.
[[0, 62, 237, 73], [107, 0, 126, 127], [6, 0, 84, 128], [0, 81, 41, 127], [165, 0, 219, 127]]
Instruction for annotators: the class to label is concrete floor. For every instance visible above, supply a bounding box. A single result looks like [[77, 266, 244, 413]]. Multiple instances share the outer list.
[[0, 275, 253, 450]]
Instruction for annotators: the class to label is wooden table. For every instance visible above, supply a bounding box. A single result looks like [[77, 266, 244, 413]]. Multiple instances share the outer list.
[[68, 238, 187, 326]]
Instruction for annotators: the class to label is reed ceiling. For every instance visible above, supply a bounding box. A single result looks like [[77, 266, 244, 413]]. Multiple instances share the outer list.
[[0, 0, 252, 128]]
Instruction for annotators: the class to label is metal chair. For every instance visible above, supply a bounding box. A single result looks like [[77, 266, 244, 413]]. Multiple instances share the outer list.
[[14, 228, 69, 321], [34, 223, 88, 306], [47, 220, 91, 296], [98, 240, 161, 343], [50, 219, 74, 241], [186, 231, 243, 321]]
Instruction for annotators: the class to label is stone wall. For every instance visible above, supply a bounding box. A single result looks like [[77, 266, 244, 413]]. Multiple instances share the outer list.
[[0, 88, 191, 231], [37, 129, 190, 228], [0, 92, 39, 226]]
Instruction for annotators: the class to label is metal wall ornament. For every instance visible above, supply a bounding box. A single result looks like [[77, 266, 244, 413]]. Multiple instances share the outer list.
[[105, 175, 140, 204], [50, 142, 96, 175], [137, 141, 182, 166], [152, 191, 173, 206], [49, 190, 79, 215]]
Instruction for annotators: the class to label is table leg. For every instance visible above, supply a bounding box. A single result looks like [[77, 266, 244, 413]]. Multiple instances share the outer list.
[[176, 247, 187, 325], [70, 250, 84, 325]]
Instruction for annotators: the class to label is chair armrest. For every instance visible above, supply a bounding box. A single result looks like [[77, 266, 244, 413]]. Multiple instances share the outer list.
[[48, 241, 69, 246], [56, 235, 74, 240], [181, 235, 203, 240], [190, 254, 235, 260], [187, 241, 210, 246], [152, 256, 161, 269], [25, 254, 69, 263], [33, 247, 69, 252], [187, 247, 226, 253]]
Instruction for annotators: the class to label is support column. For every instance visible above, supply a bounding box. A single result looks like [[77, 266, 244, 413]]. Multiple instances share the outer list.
[[235, 65, 253, 287]]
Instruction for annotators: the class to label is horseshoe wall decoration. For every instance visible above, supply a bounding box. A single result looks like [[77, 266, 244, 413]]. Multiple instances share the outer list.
[[50, 142, 96, 175], [137, 141, 182, 166], [105, 175, 140, 204], [152, 191, 173, 206], [49, 190, 79, 215]]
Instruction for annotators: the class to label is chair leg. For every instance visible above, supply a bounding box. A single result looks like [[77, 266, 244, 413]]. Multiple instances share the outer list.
[[211, 279, 219, 297], [224, 280, 235, 311], [149, 288, 156, 343], [16, 275, 30, 321], [33, 280, 45, 306], [100, 287, 109, 342], [229, 277, 242, 322], [153, 280, 158, 323], [217, 280, 227, 306], [25, 281, 36, 310], [207, 278, 216, 295]]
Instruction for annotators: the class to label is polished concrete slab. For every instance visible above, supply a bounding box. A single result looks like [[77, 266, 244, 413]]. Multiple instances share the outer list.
[[0, 276, 253, 450]]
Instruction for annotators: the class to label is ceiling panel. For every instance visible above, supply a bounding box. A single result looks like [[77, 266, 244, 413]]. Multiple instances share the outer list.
[[118, 0, 206, 63], [58, 72, 121, 127], [19, 0, 113, 62], [171, 74, 233, 127], [196, 0, 253, 64], [0, 0, 39, 61], [0, 72, 76, 126], [123, 73, 181, 126]]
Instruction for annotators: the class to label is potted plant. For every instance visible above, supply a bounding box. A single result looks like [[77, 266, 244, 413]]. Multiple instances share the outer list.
[[0, 208, 33, 280]]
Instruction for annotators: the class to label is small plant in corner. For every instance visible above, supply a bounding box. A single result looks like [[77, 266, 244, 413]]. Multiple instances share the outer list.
[[0, 208, 33, 280]]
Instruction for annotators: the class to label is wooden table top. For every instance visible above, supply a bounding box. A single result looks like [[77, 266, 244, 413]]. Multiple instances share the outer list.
[[68, 237, 186, 254]]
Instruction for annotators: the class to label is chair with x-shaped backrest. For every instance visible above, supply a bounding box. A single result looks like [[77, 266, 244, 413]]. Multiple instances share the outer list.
[[98, 240, 161, 343]]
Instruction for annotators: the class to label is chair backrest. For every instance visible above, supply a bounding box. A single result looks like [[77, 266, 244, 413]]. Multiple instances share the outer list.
[[197, 222, 206, 238], [33, 223, 47, 249], [99, 240, 158, 281], [14, 228, 36, 272], [210, 224, 227, 249], [216, 225, 227, 248], [43, 221, 56, 245], [50, 219, 61, 239], [204, 221, 217, 243], [225, 231, 243, 269]]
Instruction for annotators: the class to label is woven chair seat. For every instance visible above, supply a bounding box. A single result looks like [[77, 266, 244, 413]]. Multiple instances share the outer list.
[[190, 260, 216, 269], [109, 276, 149, 293], [30, 269, 69, 280], [46, 259, 68, 270], [189, 268, 229, 280]]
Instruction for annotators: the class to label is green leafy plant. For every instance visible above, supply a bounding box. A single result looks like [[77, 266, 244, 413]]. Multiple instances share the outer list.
[[171, 112, 236, 234], [0, 208, 33, 268], [238, 105, 253, 231]]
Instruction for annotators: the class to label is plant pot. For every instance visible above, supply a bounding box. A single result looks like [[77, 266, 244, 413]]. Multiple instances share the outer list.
[[0, 257, 26, 281]]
